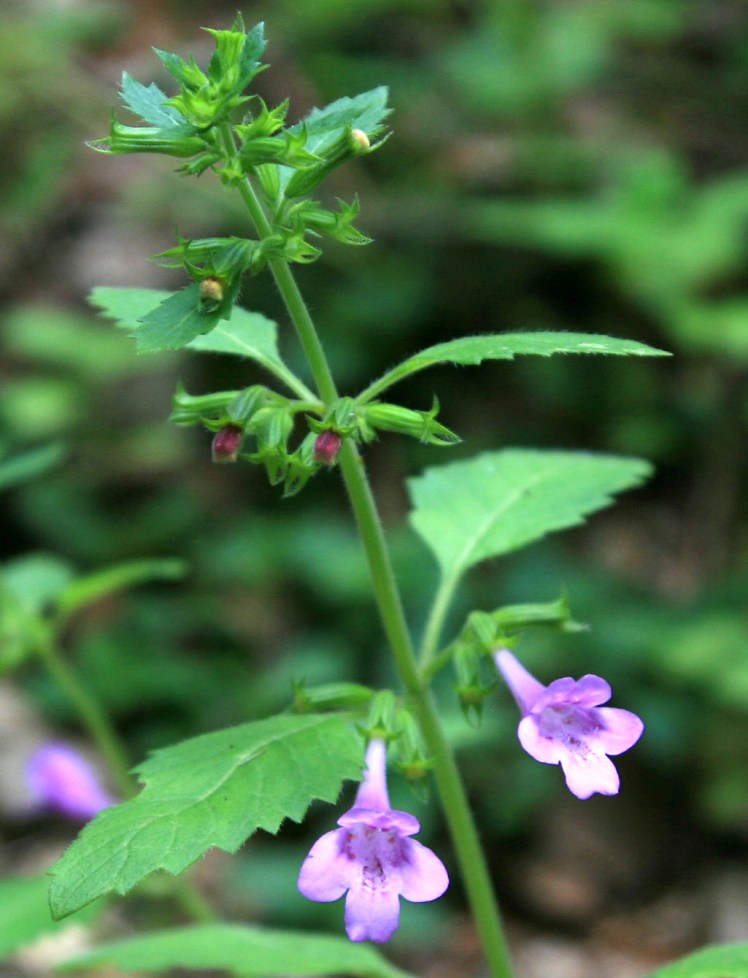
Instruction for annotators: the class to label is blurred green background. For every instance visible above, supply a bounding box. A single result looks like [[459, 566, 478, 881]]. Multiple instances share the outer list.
[[1, 0, 748, 972]]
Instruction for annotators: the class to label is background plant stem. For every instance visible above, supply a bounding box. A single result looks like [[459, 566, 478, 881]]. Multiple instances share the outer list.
[[35, 628, 134, 800], [36, 626, 217, 923], [229, 160, 515, 978]]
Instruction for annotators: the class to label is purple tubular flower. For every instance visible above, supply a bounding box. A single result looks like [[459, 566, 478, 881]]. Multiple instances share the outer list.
[[495, 650, 644, 800], [26, 743, 115, 821], [297, 738, 449, 943]]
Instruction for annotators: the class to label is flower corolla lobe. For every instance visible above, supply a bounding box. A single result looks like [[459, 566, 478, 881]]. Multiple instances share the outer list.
[[495, 650, 643, 800], [297, 738, 448, 943]]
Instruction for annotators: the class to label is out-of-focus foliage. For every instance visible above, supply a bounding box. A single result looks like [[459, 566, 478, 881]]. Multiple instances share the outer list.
[[1, 0, 748, 967]]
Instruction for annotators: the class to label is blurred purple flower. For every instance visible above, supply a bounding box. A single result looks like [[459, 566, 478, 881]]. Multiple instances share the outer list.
[[495, 650, 644, 800], [298, 738, 449, 943], [26, 743, 115, 821]]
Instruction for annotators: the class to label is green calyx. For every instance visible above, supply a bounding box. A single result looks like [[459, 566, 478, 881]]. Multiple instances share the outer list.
[[452, 644, 496, 725], [238, 127, 320, 170], [89, 118, 208, 157], [284, 125, 387, 199], [360, 397, 461, 446], [291, 681, 375, 714]]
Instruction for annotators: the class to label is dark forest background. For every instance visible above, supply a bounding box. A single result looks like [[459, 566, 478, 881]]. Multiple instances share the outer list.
[[2, 1, 748, 975]]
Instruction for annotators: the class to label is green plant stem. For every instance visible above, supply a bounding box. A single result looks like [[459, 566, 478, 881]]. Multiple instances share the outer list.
[[339, 445, 515, 978], [227, 154, 514, 977], [36, 627, 134, 800], [219, 126, 337, 406], [419, 571, 461, 671], [36, 627, 217, 924], [170, 877, 218, 923]]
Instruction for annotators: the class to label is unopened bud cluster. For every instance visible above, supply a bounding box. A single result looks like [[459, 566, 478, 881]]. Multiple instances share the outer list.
[[92, 17, 390, 338]]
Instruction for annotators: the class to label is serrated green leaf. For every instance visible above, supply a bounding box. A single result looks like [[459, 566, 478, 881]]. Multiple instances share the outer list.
[[153, 48, 203, 88], [408, 449, 651, 583], [56, 558, 187, 623], [0, 875, 102, 962], [360, 331, 671, 402], [188, 314, 281, 363], [642, 942, 748, 978], [49, 714, 364, 919], [89, 286, 170, 328], [0, 443, 65, 492], [120, 73, 186, 128], [289, 87, 390, 158], [134, 284, 222, 352], [89, 288, 310, 397], [236, 21, 266, 87], [61, 923, 415, 978]]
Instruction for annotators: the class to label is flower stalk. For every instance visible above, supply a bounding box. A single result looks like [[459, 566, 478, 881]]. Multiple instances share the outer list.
[[34, 628, 134, 800]]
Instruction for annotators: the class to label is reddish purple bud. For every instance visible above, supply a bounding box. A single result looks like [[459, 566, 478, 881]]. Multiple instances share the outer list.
[[211, 424, 243, 463], [314, 429, 343, 466]]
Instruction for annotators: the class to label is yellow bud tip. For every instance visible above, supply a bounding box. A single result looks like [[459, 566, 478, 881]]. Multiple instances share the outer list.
[[199, 276, 224, 304], [351, 129, 370, 152]]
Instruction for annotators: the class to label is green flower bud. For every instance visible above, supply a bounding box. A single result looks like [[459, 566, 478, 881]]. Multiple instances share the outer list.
[[236, 98, 289, 141], [292, 681, 375, 713], [361, 690, 398, 742], [295, 198, 372, 247], [256, 163, 281, 204], [168, 386, 239, 427], [177, 152, 222, 176], [226, 386, 269, 426], [251, 404, 294, 451], [238, 128, 319, 170], [491, 594, 585, 634], [453, 643, 495, 726], [363, 398, 461, 446], [260, 225, 321, 265], [153, 237, 252, 270], [284, 126, 380, 199], [283, 433, 317, 497], [90, 119, 206, 157], [250, 445, 287, 486]]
